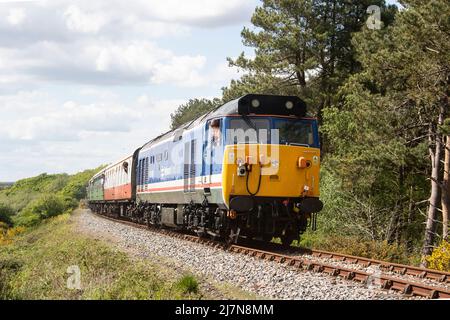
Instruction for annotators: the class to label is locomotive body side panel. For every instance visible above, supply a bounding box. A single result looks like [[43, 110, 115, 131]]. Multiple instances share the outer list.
[[136, 121, 226, 206]]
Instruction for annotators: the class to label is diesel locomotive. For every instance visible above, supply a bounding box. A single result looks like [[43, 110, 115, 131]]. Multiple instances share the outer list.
[[87, 94, 323, 245]]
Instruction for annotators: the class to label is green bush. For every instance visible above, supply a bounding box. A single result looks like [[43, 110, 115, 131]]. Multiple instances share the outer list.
[[0, 167, 104, 229], [59, 169, 97, 201], [0, 203, 14, 226], [12, 211, 42, 227], [175, 275, 199, 294], [14, 194, 68, 227]]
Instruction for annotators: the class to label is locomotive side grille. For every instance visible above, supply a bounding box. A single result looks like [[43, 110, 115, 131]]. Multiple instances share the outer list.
[[189, 139, 196, 192], [144, 157, 149, 191], [184, 141, 190, 193]]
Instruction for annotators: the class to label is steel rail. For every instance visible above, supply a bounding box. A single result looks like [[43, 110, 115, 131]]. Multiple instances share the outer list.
[[242, 240, 450, 284]]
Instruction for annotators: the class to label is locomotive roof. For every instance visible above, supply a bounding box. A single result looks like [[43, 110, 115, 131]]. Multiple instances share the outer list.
[[89, 94, 308, 183], [140, 94, 307, 150]]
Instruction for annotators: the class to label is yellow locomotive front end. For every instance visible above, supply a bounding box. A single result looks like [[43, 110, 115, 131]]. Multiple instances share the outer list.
[[220, 143, 323, 245], [222, 144, 320, 201], [208, 94, 323, 245]]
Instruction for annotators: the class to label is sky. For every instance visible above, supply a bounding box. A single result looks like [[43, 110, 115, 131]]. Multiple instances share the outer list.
[[0, 0, 400, 181], [0, 0, 259, 181]]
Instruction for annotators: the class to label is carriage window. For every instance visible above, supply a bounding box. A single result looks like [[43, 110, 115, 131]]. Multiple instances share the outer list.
[[156, 153, 162, 162]]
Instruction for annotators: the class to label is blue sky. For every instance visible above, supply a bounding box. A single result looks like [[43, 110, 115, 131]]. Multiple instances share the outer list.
[[0, 0, 399, 181]]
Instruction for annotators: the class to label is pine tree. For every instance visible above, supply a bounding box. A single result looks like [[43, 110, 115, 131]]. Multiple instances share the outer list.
[[227, 0, 396, 119], [327, 0, 450, 264], [170, 98, 222, 129], [439, 118, 450, 241]]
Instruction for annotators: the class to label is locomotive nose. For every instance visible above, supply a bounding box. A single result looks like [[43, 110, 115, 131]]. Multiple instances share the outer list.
[[222, 144, 321, 203]]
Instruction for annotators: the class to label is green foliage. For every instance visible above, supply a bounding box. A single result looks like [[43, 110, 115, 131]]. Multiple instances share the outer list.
[[11, 211, 42, 228], [222, 73, 298, 103], [0, 203, 14, 226], [0, 167, 102, 228], [0, 173, 70, 213], [316, 0, 450, 255], [59, 169, 99, 201], [6, 173, 68, 195], [24, 194, 66, 218], [170, 98, 222, 129], [175, 275, 199, 294], [228, 0, 397, 115], [439, 118, 450, 136]]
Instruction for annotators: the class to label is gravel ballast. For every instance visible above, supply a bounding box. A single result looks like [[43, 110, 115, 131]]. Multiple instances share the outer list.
[[76, 209, 416, 300]]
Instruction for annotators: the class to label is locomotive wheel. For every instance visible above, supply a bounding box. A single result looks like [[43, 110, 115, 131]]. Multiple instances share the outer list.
[[280, 234, 295, 247], [280, 227, 298, 247]]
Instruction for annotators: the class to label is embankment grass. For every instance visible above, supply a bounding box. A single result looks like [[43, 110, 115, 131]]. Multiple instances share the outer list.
[[0, 213, 203, 300]]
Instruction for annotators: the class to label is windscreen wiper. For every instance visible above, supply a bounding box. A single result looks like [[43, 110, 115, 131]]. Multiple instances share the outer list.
[[242, 115, 257, 131]]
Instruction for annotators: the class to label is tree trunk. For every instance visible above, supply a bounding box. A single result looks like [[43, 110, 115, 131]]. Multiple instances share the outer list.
[[442, 135, 450, 241], [421, 113, 443, 266], [406, 186, 415, 253]]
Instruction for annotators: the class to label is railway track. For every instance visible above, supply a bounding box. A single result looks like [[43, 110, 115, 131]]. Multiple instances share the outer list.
[[239, 240, 450, 285], [91, 211, 450, 299]]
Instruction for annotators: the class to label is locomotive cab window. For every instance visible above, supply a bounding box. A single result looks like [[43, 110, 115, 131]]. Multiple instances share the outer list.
[[228, 118, 270, 144], [274, 119, 315, 147]]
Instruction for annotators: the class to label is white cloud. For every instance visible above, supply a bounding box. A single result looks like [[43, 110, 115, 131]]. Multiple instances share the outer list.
[[135, 0, 256, 26], [0, 90, 188, 180], [0, 0, 258, 180], [6, 8, 26, 26], [0, 0, 255, 88], [0, 38, 239, 88], [0, 93, 135, 142], [63, 5, 107, 34], [151, 55, 207, 86]]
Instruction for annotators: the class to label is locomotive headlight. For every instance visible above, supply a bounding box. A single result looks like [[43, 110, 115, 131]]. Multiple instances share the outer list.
[[251, 99, 260, 108], [286, 101, 294, 110]]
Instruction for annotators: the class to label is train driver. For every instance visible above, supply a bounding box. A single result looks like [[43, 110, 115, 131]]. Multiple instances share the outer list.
[[210, 119, 222, 147]]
